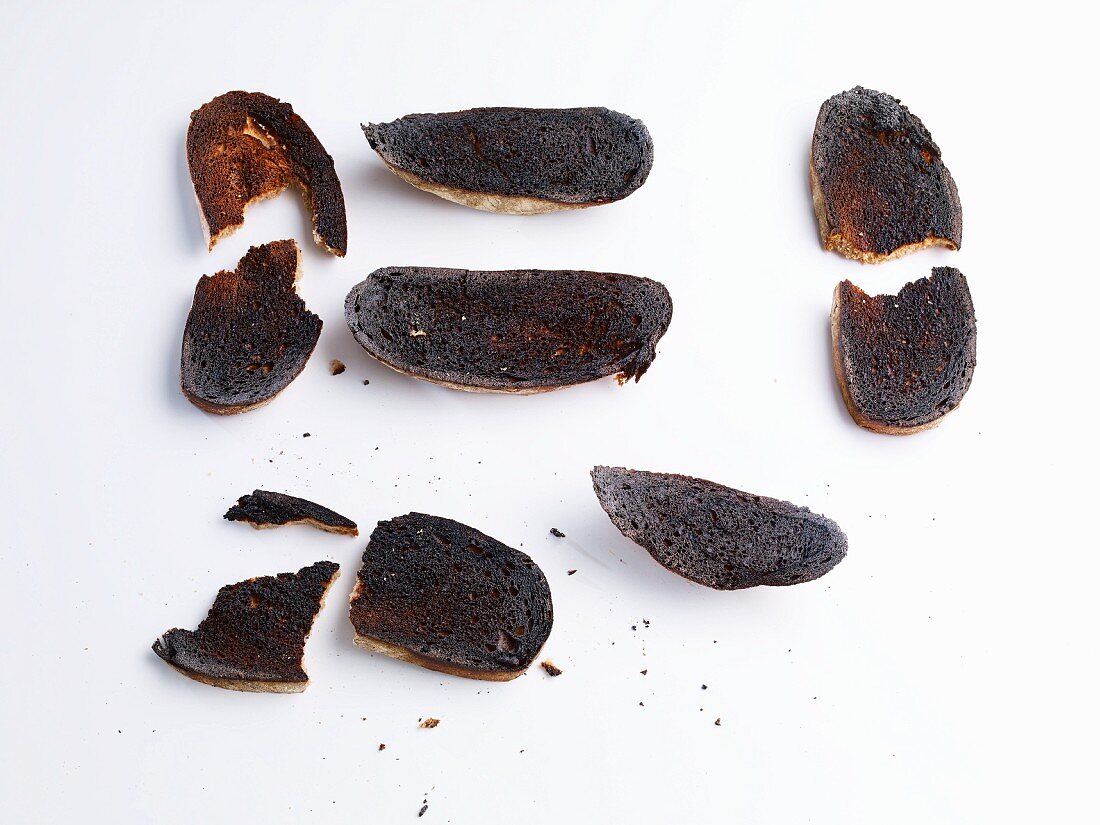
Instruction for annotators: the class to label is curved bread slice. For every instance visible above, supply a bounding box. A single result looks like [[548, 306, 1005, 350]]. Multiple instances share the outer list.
[[181, 240, 321, 414], [591, 467, 846, 590], [152, 561, 340, 693], [811, 86, 961, 263], [349, 513, 553, 681], [225, 490, 358, 536], [362, 107, 653, 214], [188, 91, 347, 255], [344, 267, 672, 393], [832, 267, 977, 434]]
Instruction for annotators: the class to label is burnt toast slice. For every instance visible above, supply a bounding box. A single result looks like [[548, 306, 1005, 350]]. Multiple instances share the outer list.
[[348, 513, 553, 681], [363, 107, 653, 214], [225, 490, 358, 536], [810, 86, 961, 263], [344, 267, 672, 393], [152, 561, 340, 693], [591, 467, 846, 590], [187, 91, 347, 255], [180, 240, 321, 414], [831, 267, 977, 434]]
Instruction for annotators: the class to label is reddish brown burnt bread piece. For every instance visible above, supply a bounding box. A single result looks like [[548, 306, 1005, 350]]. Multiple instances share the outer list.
[[187, 91, 347, 255]]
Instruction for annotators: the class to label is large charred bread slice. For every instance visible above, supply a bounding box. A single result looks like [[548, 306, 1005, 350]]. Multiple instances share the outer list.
[[344, 267, 672, 393], [152, 561, 340, 693], [362, 107, 653, 214], [225, 490, 358, 536], [832, 267, 977, 434], [187, 91, 347, 255], [591, 467, 846, 590], [348, 513, 553, 681], [181, 240, 321, 414], [810, 86, 961, 263]]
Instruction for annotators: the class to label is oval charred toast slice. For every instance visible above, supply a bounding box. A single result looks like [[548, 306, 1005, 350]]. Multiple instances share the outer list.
[[810, 86, 961, 263], [181, 240, 321, 414], [362, 107, 653, 214], [348, 513, 553, 681], [344, 267, 672, 393], [225, 490, 358, 536], [831, 267, 977, 434], [188, 91, 347, 255], [591, 467, 847, 590], [152, 561, 340, 693]]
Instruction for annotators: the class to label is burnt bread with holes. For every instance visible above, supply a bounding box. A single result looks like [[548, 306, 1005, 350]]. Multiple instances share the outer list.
[[181, 240, 321, 414], [811, 86, 961, 263], [225, 490, 358, 536], [362, 107, 653, 214], [152, 561, 340, 693], [832, 267, 977, 434], [348, 513, 553, 681], [188, 91, 347, 255], [591, 467, 846, 590], [344, 267, 672, 393]]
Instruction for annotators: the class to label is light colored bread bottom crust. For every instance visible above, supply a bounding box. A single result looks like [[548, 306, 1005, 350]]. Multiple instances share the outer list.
[[352, 632, 524, 682], [241, 518, 358, 537]]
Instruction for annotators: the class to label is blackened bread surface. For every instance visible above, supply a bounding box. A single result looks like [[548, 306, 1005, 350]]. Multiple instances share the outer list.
[[225, 490, 358, 536], [591, 467, 846, 590], [362, 107, 653, 214], [831, 267, 977, 434], [348, 513, 553, 681], [180, 240, 321, 414], [152, 561, 340, 693], [344, 267, 672, 393], [810, 86, 961, 263], [187, 91, 347, 255]]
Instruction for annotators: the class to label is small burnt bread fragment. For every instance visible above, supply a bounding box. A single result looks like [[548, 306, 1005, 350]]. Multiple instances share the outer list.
[[810, 86, 961, 263], [344, 267, 672, 393], [419, 718, 440, 729], [152, 561, 340, 693], [224, 490, 358, 536], [541, 660, 563, 677], [187, 91, 347, 255], [591, 467, 847, 590], [363, 107, 653, 214], [349, 513, 554, 681], [832, 267, 977, 434], [180, 240, 321, 414]]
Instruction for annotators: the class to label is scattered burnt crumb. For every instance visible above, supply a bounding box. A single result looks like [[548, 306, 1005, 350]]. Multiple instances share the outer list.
[[631, 625, 637, 631], [378, 743, 386, 751], [643, 619, 650, 628], [640, 669, 648, 675], [363, 379, 370, 385], [639, 701, 644, 706], [330, 359, 346, 375], [419, 718, 440, 729], [541, 660, 563, 677], [418, 803, 428, 817], [701, 684, 708, 690], [567, 569, 577, 576], [549, 527, 565, 538], [303, 432, 311, 438], [714, 718, 722, 726]]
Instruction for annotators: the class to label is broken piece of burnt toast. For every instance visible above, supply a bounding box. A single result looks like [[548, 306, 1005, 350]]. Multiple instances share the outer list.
[[344, 267, 672, 393], [349, 513, 553, 681], [152, 561, 340, 693], [591, 467, 847, 590], [224, 490, 358, 536], [187, 91, 347, 255], [832, 267, 977, 434], [180, 240, 321, 414], [363, 107, 653, 214], [811, 86, 961, 263]]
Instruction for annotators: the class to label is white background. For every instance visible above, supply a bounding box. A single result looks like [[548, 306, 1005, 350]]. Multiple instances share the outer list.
[[2, 1, 1096, 822]]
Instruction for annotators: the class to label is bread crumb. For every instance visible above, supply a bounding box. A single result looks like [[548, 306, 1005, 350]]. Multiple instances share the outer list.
[[330, 359, 346, 375], [714, 718, 722, 726], [378, 743, 386, 751], [418, 803, 428, 817], [419, 718, 440, 729], [549, 527, 565, 538], [567, 569, 577, 575], [541, 660, 562, 677]]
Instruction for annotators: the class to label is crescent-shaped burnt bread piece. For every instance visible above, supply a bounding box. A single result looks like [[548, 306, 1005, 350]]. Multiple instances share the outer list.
[[152, 561, 340, 693], [187, 91, 347, 255], [362, 107, 653, 214], [180, 240, 321, 414], [344, 267, 672, 393], [810, 86, 961, 263], [832, 267, 977, 434], [224, 490, 358, 536], [348, 513, 553, 681], [591, 467, 847, 590]]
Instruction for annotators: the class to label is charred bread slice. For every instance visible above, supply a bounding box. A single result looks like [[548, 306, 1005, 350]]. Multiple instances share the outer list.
[[348, 513, 553, 681], [225, 490, 358, 536], [344, 267, 672, 393], [832, 267, 977, 434], [810, 86, 961, 263], [187, 91, 347, 255], [180, 240, 321, 414], [591, 467, 846, 590], [362, 107, 653, 214], [152, 561, 340, 693]]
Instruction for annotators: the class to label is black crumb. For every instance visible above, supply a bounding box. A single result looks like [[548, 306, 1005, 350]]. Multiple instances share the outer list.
[[701, 685, 708, 690], [541, 660, 563, 677], [639, 701, 644, 706], [567, 569, 577, 576], [378, 743, 386, 751], [303, 432, 311, 438], [330, 359, 346, 375], [631, 625, 637, 631], [363, 379, 370, 385], [714, 718, 722, 726], [643, 619, 650, 628], [640, 669, 648, 675], [418, 803, 428, 817], [549, 527, 565, 538]]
